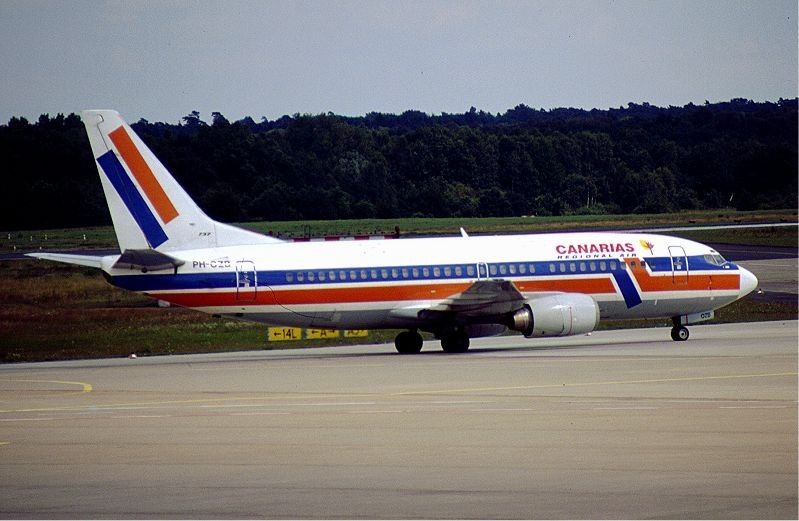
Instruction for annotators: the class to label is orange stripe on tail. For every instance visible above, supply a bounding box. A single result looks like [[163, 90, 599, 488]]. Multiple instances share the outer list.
[[109, 126, 179, 224]]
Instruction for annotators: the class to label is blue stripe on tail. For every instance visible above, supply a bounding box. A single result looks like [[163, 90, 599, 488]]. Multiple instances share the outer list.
[[97, 150, 168, 248]]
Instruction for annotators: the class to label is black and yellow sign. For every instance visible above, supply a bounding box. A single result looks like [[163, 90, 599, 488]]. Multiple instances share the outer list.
[[267, 327, 369, 341], [306, 328, 340, 339], [267, 327, 303, 341]]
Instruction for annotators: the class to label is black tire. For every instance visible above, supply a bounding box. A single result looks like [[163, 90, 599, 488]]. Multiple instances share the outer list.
[[395, 331, 423, 354], [440, 330, 470, 353], [670, 326, 689, 341]]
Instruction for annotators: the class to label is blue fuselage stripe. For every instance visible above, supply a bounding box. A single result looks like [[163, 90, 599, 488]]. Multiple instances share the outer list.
[[612, 271, 643, 308], [97, 150, 168, 248], [110, 257, 738, 305]]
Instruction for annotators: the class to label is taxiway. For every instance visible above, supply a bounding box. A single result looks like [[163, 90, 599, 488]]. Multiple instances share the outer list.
[[1, 321, 796, 519]]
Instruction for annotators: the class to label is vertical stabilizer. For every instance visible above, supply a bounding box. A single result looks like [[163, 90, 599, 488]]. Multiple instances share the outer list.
[[81, 110, 281, 251]]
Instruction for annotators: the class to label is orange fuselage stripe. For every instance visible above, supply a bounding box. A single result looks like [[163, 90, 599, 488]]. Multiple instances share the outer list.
[[153, 278, 620, 308], [109, 126, 179, 224], [624, 258, 740, 291], [151, 269, 740, 310]]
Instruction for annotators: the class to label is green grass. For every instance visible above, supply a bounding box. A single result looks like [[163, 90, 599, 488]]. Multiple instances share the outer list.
[[596, 297, 797, 331], [242, 209, 798, 238], [670, 226, 797, 248], [3, 208, 796, 251]]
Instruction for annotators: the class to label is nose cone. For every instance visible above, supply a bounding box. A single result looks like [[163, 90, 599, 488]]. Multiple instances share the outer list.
[[738, 267, 758, 297]]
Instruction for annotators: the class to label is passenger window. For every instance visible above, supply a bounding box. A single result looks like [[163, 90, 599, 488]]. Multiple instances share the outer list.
[[489, 265, 497, 276], [422, 267, 430, 277], [549, 263, 556, 273], [444, 266, 452, 277], [391, 269, 399, 278], [599, 261, 606, 271], [297, 272, 304, 282], [569, 262, 576, 273], [433, 267, 441, 277], [402, 268, 409, 278], [307, 272, 315, 282], [559, 263, 566, 273], [589, 261, 596, 272], [328, 271, 336, 281], [286, 273, 294, 282], [413, 268, 420, 278], [318, 271, 326, 281], [579, 262, 586, 272], [454, 266, 462, 277], [381, 269, 388, 279], [610, 261, 617, 271], [518, 264, 526, 274], [360, 270, 368, 280], [466, 266, 475, 277], [339, 271, 347, 281], [529, 264, 536, 274], [499, 265, 507, 275], [508, 264, 516, 275]]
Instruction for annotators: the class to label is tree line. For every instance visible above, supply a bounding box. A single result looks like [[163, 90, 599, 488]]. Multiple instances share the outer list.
[[1, 98, 796, 230]]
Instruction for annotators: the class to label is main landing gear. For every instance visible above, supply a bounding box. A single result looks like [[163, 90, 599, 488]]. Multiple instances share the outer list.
[[394, 330, 423, 354], [439, 328, 470, 353], [670, 317, 690, 341], [394, 328, 471, 354]]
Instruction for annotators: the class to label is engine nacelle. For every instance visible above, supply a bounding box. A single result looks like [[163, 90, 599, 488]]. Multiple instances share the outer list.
[[508, 294, 599, 338]]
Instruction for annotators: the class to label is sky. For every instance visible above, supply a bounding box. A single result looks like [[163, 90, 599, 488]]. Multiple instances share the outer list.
[[0, 0, 796, 124]]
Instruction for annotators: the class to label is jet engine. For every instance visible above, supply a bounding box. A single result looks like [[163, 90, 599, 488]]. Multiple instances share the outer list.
[[507, 293, 600, 337]]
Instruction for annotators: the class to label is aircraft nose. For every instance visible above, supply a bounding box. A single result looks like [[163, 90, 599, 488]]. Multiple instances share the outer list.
[[738, 266, 758, 297]]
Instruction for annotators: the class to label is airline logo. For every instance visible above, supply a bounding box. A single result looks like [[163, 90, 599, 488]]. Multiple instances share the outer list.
[[96, 126, 178, 247], [639, 239, 655, 254], [555, 241, 635, 258]]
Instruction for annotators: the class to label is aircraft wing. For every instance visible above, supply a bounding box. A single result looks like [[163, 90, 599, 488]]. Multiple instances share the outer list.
[[419, 279, 526, 320]]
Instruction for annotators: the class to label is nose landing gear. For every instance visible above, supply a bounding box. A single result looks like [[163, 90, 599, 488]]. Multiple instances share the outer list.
[[670, 317, 690, 341], [670, 325, 690, 341]]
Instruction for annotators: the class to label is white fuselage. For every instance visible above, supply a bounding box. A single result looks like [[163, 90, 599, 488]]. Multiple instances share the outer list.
[[103, 231, 756, 331]]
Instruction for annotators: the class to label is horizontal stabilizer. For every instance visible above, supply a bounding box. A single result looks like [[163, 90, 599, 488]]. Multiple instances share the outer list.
[[112, 249, 185, 272], [26, 252, 104, 268]]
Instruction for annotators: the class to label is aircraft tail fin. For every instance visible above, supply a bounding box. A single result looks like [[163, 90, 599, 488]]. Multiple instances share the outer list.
[[81, 110, 282, 252]]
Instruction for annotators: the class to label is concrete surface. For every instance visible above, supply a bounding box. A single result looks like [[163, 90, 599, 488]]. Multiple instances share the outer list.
[[1, 321, 797, 519], [738, 258, 798, 296]]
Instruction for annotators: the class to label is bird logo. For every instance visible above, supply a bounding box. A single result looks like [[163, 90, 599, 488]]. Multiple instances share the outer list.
[[640, 239, 655, 254]]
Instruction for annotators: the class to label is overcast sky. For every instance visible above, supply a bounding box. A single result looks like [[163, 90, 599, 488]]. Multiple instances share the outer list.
[[1, 0, 796, 124]]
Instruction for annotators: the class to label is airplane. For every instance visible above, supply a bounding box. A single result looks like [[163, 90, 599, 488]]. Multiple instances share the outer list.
[[28, 110, 759, 354]]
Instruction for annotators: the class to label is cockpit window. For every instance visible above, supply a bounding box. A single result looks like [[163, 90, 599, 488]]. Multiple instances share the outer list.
[[703, 254, 727, 266]]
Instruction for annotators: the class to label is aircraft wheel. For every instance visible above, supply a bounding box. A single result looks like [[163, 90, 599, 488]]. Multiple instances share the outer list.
[[440, 330, 470, 353], [395, 330, 423, 354], [670, 326, 689, 341]]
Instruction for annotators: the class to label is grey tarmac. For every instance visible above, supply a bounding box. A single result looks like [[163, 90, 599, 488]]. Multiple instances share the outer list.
[[0, 321, 797, 519]]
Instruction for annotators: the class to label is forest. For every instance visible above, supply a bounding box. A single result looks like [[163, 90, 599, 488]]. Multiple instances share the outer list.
[[0, 98, 796, 230]]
